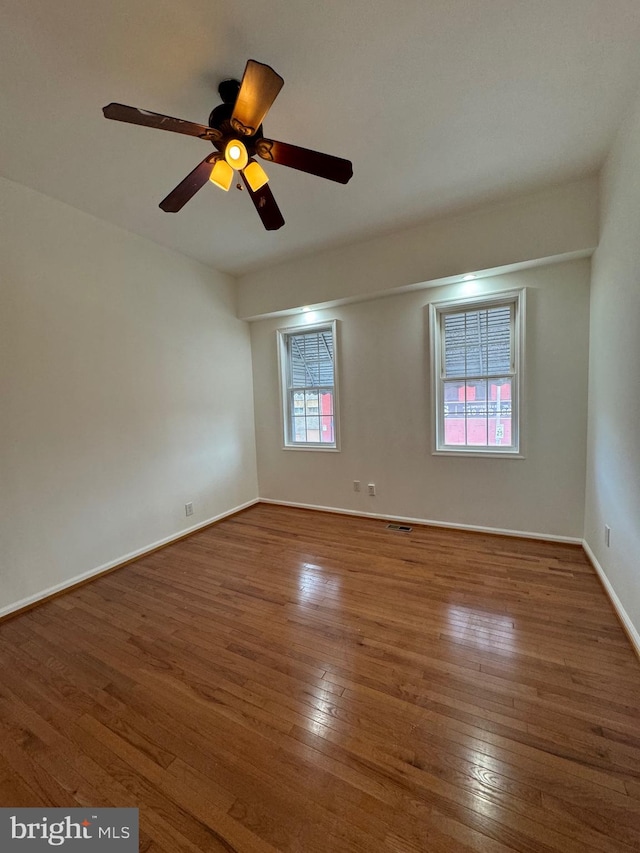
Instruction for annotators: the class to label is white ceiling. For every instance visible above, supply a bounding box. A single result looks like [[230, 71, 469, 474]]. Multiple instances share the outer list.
[[2, 0, 640, 276]]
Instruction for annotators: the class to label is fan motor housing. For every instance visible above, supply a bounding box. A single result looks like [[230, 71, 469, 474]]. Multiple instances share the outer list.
[[209, 98, 263, 154], [217, 78, 240, 105]]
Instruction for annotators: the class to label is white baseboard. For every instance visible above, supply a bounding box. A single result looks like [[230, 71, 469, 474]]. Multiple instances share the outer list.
[[258, 498, 583, 544], [582, 539, 640, 659], [0, 498, 259, 620]]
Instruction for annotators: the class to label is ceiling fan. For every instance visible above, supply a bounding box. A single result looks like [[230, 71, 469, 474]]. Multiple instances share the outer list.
[[103, 60, 353, 231]]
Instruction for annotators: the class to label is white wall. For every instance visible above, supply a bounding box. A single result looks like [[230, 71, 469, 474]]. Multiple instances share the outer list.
[[0, 177, 258, 615], [237, 177, 598, 319], [585, 87, 640, 643], [251, 259, 590, 539]]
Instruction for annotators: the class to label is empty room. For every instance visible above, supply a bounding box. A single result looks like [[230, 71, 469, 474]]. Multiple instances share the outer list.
[[1, 1, 640, 851]]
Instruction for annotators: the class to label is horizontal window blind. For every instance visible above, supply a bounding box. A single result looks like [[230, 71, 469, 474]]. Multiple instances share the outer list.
[[442, 304, 513, 378]]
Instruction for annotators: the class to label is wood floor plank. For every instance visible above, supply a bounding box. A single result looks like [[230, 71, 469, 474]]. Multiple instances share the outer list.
[[1, 503, 639, 852]]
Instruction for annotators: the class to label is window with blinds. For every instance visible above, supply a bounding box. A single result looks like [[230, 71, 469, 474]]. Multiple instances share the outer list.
[[278, 321, 339, 449], [430, 291, 524, 455]]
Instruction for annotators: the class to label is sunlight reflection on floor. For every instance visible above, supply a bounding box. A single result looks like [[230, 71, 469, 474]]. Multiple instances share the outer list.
[[446, 604, 518, 655], [297, 562, 341, 604]]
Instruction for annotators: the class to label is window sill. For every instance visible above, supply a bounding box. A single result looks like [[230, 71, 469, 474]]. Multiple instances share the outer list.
[[433, 448, 524, 459], [282, 444, 341, 452]]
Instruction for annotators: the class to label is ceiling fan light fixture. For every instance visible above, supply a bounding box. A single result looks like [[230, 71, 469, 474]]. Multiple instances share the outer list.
[[209, 158, 234, 191], [224, 139, 249, 171], [243, 160, 269, 192], [103, 59, 351, 231]]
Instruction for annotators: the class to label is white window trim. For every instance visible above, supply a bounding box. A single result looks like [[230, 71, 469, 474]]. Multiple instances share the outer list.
[[429, 288, 526, 458], [277, 319, 341, 452]]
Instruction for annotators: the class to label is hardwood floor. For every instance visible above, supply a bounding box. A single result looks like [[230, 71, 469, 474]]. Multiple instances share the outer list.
[[1, 503, 639, 852]]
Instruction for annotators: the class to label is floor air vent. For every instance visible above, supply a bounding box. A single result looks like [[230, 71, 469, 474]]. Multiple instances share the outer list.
[[386, 523, 413, 532]]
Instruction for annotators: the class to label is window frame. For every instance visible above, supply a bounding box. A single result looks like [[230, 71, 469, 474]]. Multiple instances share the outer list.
[[429, 289, 525, 458], [277, 319, 341, 452]]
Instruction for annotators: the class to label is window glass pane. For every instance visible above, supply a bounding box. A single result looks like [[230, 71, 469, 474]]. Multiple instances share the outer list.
[[306, 417, 320, 440], [292, 416, 308, 443], [465, 380, 488, 445], [320, 414, 335, 443], [320, 390, 334, 415], [444, 381, 463, 402], [304, 390, 319, 411], [443, 380, 466, 444], [488, 378, 512, 446]]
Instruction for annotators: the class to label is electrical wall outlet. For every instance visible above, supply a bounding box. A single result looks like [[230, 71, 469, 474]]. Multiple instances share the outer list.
[[185, 502, 194, 517], [367, 483, 376, 496], [353, 480, 361, 492], [605, 524, 611, 547]]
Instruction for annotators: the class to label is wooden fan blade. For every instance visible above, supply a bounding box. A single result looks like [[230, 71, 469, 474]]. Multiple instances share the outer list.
[[159, 155, 216, 213], [240, 168, 285, 230], [231, 60, 284, 137], [255, 138, 353, 184], [103, 103, 221, 142]]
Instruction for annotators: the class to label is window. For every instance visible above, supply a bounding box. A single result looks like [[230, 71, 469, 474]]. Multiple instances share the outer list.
[[429, 290, 524, 456], [278, 320, 339, 449]]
